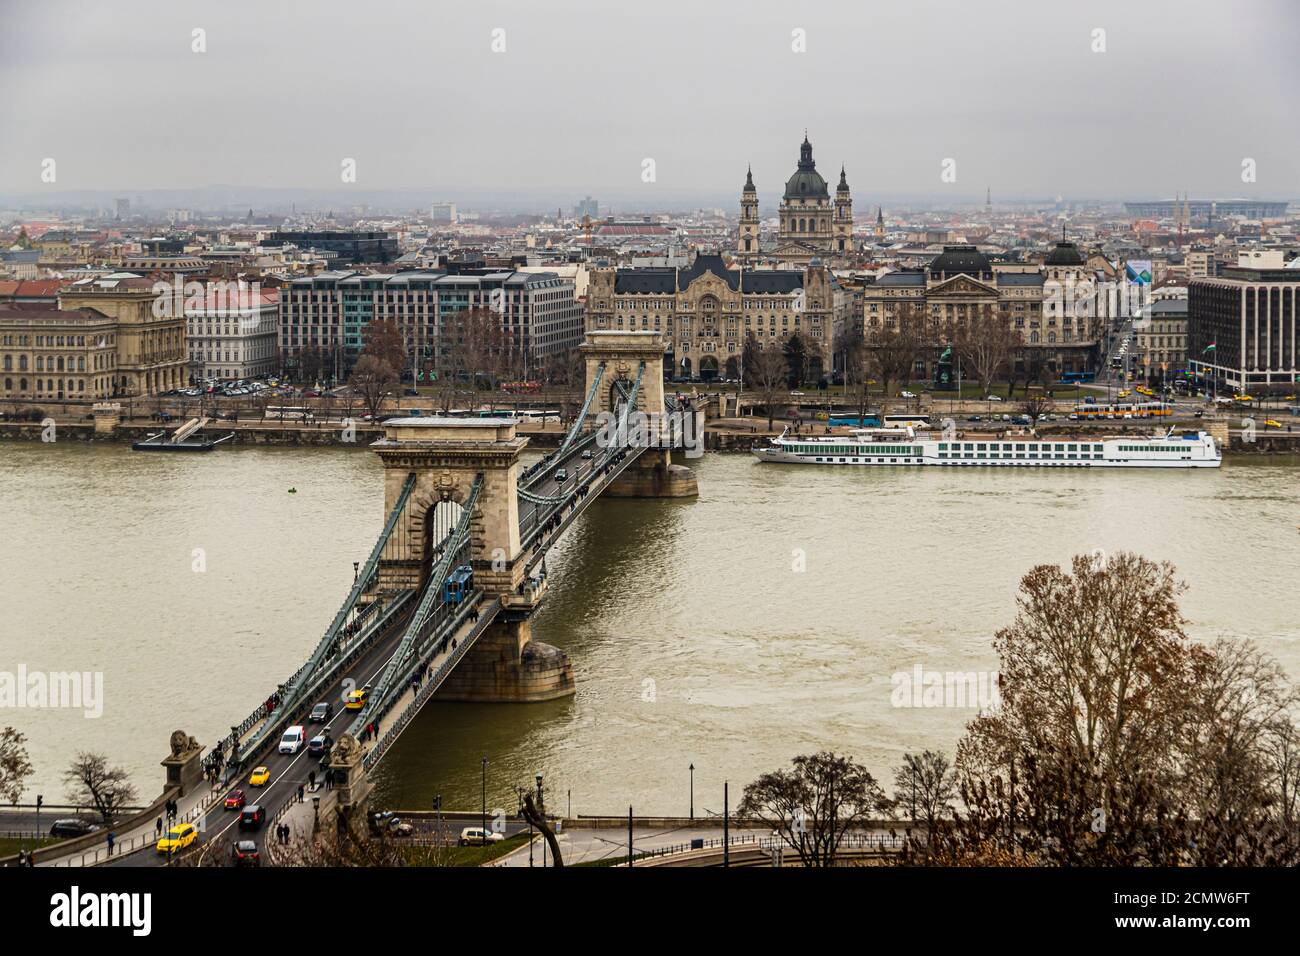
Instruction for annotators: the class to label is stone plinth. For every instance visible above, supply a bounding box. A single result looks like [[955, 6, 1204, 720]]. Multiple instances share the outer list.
[[161, 730, 204, 797], [436, 618, 575, 702], [328, 733, 371, 817], [605, 448, 699, 498], [92, 403, 122, 436]]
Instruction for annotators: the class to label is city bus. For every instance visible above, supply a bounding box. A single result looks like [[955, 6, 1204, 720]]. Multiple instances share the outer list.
[[265, 406, 312, 421], [1072, 401, 1172, 419], [882, 413, 932, 429], [1059, 371, 1096, 384]]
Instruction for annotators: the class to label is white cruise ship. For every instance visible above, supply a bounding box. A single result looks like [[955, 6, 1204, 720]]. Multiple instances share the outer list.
[[752, 426, 1221, 468]]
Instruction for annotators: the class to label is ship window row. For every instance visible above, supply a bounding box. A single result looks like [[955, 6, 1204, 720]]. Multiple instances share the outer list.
[[1119, 445, 1173, 453], [937, 451, 1104, 460], [938, 442, 1103, 453], [795, 444, 913, 455]]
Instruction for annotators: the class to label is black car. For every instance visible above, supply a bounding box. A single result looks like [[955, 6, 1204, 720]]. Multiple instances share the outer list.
[[309, 701, 331, 722], [232, 840, 260, 867], [239, 805, 265, 830], [49, 818, 98, 838]]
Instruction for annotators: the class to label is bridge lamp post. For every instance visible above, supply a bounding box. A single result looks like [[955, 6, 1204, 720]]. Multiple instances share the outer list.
[[481, 757, 487, 848], [535, 772, 545, 868], [689, 764, 694, 821]]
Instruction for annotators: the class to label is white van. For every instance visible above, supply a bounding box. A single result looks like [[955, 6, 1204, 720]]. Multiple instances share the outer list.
[[279, 725, 306, 754]]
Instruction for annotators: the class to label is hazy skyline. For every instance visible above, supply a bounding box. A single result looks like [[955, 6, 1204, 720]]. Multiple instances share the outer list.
[[3, 0, 1299, 208]]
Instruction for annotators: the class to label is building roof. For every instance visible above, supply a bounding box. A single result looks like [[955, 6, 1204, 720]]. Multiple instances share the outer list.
[[0, 279, 63, 299], [928, 245, 993, 278], [0, 304, 111, 324], [875, 269, 928, 287], [676, 254, 738, 291], [996, 273, 1045, 287]]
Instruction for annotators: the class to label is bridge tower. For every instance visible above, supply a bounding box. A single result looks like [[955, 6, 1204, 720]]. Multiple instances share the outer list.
[[581, 330, 699, 498], [371, 416, 574, 702]]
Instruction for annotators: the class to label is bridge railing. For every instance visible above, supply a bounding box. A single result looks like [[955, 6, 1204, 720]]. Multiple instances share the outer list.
[[362, 594, 502, 772], [207, 474, 419, 773], [220, 588, 416, 779], [519, 362, 645, 553], [520, 362, 604, 490], [346, 477, 483, 739]]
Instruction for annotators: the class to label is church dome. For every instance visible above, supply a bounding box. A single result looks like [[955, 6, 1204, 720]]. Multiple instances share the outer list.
[[1045, 240, 1086, 266], [783, 135, 829, 201]]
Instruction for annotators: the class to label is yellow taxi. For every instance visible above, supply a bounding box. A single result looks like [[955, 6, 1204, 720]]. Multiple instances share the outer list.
[[345, 686, 370, 711], [156, 822, 198, 855], [1117, 389, 1130, 398], [248, 765, 271, 787], [1265, 419, 1282, 429], [1235, 394, 1255, 403], [1136, 385, 1153, 396]]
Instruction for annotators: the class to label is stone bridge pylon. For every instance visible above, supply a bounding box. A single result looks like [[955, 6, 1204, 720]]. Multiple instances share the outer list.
[[581, 330, 699, 498], [371, 417, 573, 702]]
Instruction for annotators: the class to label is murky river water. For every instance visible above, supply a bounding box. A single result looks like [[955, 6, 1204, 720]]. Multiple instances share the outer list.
[[2, 441, 1297, 815]]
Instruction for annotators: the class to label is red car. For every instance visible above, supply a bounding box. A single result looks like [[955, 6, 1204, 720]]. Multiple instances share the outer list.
[[224, 789, 246, 811]]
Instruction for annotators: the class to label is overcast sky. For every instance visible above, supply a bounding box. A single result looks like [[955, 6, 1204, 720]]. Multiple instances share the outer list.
[[2, 0, 1298, 207]]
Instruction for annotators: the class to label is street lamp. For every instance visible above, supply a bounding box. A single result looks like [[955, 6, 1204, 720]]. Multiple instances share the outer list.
[[535, 772, 545, 868], [481, 757, 488, 847], [689, 764, 694, 821]]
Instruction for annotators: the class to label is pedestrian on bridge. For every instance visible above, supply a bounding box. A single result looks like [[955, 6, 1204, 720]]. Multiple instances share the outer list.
[[106, 832, 115, 856], [308, 770, 317, 790], [155, 817, 163, 838], [298, 784, 305, 803]]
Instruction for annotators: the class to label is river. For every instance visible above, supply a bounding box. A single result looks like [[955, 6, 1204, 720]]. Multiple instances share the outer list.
[[2, 441, 1297, 817]]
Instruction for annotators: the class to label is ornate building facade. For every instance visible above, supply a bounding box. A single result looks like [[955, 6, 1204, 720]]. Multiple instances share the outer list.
[[737, 135, 854, 264], [586, 254, 837, 381], [861, 242, 1103, 379]]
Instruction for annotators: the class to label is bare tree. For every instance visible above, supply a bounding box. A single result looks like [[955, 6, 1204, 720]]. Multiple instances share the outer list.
[[1018, 393, 1054, 425], [951, 311, 1019, 398], [934, 552, 1300, 867], [893, 750, 957, 834], [63, 752, 138, 825], [738, 751, 889, 867], [0, 727, 34, 804], [349, 354, 398, 422], [361, 317, 407, 380], [746, 335, 788, 430]]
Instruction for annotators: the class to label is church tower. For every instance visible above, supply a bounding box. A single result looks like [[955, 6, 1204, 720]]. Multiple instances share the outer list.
[[833, 166, 853, 254], [738, 165, 760, 259], [874, 206, 885, 240]]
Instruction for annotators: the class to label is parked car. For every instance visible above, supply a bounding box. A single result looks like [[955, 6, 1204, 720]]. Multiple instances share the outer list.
[[900, 390, 916, 399], [49, 818, 98, 838], [459, 826, 504, 846]]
